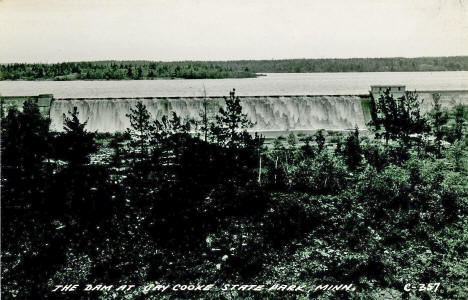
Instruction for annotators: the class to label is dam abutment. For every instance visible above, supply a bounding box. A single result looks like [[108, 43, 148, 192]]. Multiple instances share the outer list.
[[1, 94, 53, 117]]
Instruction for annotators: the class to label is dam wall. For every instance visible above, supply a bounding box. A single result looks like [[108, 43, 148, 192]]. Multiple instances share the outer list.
[[49, 95, 369, 133], [2, 90, 468, 133], [416, 91, 468, 113], [370, 89, 468, 114]]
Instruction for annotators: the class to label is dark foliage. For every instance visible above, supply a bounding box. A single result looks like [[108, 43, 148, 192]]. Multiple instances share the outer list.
[[342, 127, 362, 171], [1, 91, 467, 300], [429, 94, 449, 156], [56, 107, 97, 165], [370, 88, 428, 147]]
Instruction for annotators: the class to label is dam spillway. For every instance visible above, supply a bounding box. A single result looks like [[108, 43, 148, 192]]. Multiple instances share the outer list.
[[2, 91, 468, 133], [48, 95, 369, 133]]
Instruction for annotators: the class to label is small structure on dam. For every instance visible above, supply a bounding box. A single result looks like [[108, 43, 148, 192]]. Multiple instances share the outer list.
[[1, 94, 53, 117], [370, 85, 406, 99]]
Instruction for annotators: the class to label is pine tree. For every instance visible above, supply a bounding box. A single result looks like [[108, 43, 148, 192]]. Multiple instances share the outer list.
[[429, 94, 448, 156], [315, 129, 325, 153], [137, 67, 143, 79], [124, 102, 157, 208], [126, 102, 154, 159], [109, 133, 126, 169], [199, 86, 210, 142], [1, 100, 51, 209], [452, 104, 465, 142], [212, 89, 253, 148], [60, 106, 97, 166], [370, 89, 427, 146], [343, 127, 362, 171], [301, 135, 315, 157], [0, 101, 55, 300], [287, 132, 297, 148]]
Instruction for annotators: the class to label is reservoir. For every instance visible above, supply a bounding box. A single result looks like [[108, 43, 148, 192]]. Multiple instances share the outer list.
[[1, 72, 468, 98]]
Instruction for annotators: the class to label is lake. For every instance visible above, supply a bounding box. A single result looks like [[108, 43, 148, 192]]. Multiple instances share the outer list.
[[1, 72, 467, 98]]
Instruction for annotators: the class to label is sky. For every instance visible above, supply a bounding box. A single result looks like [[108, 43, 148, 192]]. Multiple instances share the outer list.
[[1, 0, 467, 63]]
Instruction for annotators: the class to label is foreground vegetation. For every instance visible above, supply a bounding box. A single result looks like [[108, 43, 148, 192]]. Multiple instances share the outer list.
[[1, 89, 467, 299], [1, 56, 467, 80]]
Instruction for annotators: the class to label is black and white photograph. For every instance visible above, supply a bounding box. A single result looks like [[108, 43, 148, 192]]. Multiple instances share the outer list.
[[1, 0, 467, 299]]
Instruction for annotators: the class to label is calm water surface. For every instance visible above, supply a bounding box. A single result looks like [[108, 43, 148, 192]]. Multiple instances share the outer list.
[[1, 72, 467, 98]]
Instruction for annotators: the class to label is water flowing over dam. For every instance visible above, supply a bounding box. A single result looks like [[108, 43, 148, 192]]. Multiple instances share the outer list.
[[2, 88, 467, 134], [49, 95, 369, 133]]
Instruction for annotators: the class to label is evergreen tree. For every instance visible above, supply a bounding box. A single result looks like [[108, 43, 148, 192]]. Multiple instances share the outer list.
[[200, 86, 210, 142], [1, 101, 55, 299], [53, 107, 113, 223], [109, 133, 127, 169], [137, 67, 143, 79], [343, 127, 362, 171], [451, 140, 464, 172], [1, 100, 51, 209], [59, 106, 97, 166], [154, 111, 192, 180], [287, 132, 297, 148], [126, 102, 154, 159], [315, 129, 325, 153], [127, 67, 133, 78], [301, 135, 315, 157], [370, 89, 427, 146], [212, 89, 253, 148], [452, 104, 465, 142], [124, 102, 157, 208], [429, 94, 449, 156]]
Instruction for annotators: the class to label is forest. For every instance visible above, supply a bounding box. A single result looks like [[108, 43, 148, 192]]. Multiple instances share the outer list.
[[1, 56, 468, 80], [1, 89, 467, 299]]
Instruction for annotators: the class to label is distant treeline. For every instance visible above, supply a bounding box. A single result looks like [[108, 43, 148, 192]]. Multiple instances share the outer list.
[[0, 61, 256, 80], [1, 56, 468, 80], [232, 56, 468, 73]]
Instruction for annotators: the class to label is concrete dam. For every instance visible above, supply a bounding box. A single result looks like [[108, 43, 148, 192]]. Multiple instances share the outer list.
[[2, 89, 468, 133], [50, 95, 370, 133]]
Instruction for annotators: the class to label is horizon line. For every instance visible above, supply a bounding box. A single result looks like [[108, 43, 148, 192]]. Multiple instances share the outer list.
[[2, 55, 468, 65]]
